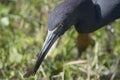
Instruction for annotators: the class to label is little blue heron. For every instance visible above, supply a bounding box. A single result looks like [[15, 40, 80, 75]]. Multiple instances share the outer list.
[[31, 0, 120, 75]]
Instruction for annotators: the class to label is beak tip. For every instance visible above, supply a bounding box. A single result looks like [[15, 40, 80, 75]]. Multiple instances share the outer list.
[[23, 68, 36, 78]]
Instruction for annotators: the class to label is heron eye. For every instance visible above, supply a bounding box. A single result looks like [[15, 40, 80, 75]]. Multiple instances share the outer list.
[[57, 23, 64, 30], [58, 23, 64, 29], [53, 23, 64, 33]]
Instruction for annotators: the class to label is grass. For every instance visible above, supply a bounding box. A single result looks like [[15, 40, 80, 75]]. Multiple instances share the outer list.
[[0, 0, 120, 80]]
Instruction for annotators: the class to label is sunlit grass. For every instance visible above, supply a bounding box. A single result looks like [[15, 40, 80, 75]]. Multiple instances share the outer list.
[[0, 0, 120, 80]]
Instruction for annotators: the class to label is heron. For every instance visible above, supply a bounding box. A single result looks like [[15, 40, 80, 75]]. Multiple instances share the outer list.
[[26, 0, 120, 75]]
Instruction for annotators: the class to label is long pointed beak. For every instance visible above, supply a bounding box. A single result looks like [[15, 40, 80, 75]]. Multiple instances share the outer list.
[[32, 27, 63, 74]]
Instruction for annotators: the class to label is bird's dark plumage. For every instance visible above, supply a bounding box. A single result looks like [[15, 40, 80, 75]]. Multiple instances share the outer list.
[[48, 0, 98, 33], [31, 0, 120, 75], [48, 0, 120, 33]]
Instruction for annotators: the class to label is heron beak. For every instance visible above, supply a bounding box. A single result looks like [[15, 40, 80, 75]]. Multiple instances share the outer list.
[[32, 24, 64, 74]]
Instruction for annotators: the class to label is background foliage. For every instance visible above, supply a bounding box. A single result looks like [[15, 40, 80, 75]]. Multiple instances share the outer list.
[[0, 0, 120, 80]]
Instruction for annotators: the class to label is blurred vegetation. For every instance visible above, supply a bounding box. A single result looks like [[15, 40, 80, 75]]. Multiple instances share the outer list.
[[0, 0, 120, 80]]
